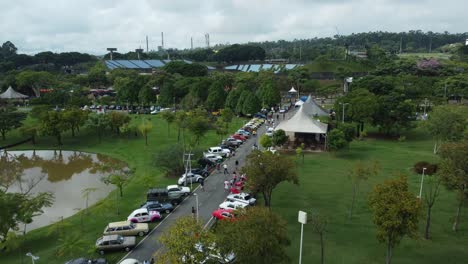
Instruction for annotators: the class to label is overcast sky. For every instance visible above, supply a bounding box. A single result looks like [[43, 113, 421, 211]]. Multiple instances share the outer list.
[[1, 0, 466, 55]]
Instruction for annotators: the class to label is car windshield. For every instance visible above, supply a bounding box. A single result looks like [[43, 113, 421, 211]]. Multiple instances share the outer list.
[[244, 195, 250, 200], [118, 236, 124, 243], [129, 222, 136, 228]]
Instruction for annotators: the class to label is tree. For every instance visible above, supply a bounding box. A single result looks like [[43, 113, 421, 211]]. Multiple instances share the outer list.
[[242, 150, 298, 207], [348, 161, 380, 220], [241, 92, 261, 116], [372, 94, 415, 135], [163, 61, 208, 77], [154, 144, 185, 178], [0, 190, 54, 244], [272, 129, 288, 147], [423, 175, 441, 239], [138, 85, 155, 105], [160, 111, 176, 136], [62, 108, 88, 137], [225, 88, 242, 111], [87, 62, 108, 88], [295, 143, 304, 164], [81, 187, 98, 215], [0, 108, 26, 140], [175, 111, 189, 144], [337, 122, 355, 142], [187, 109, 210, 146], [423, 105, 466, 154], [157, 216, 215, 263], [214, 207, 290, 264], [259, 135, 272, 149], [138, 119, 153, 146], [308, 212, 328, 264], [40, 111, 68, 145], [368, 176, 421, 264], [102, 170, 130, 198], [109, 111, 131, 135], [215, 120, 229, 141], [205, 81, 226, 111], [86, 113, 110, 143], [16, 71, 55, 97], [438, 140, 468, 231], [327, 129, 348, 151], [258, 80, 280, 108]]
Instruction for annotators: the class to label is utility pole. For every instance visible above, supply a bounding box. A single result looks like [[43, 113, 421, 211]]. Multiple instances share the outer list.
[[339, 102, 349, 123], [146, 36, 149, 53], [161, 32, 164, 50], [135, 48, 143, 60], [191, 37, 193, 50], [106, 48, 117, 60]]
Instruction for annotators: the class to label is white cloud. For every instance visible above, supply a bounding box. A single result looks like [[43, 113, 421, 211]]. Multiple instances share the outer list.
[[0, 0, 466, 54]]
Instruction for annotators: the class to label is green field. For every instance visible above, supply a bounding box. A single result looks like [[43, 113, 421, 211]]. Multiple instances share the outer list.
[[272, 127, 467, 264], [0, 114, 245, 264]]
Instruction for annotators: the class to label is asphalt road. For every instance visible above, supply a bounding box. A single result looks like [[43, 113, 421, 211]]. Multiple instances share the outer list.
[[118, 120, 269, 263]]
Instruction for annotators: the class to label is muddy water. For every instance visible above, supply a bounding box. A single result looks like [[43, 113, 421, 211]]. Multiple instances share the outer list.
[[0, 150, 125, 232]]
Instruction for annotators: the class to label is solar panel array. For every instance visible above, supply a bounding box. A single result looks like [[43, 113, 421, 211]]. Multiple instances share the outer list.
[[224, 63, 303, 73], [104, 59, 194, 70]]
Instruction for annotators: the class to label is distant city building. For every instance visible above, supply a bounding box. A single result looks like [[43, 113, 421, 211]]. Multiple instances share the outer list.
[[223, 63, 303, 73]]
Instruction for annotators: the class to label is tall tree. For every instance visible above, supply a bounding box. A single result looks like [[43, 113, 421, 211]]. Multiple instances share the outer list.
[[108, 111, 131, 135], [138, 119, 153, 146], [16, 71, 55, 97], [157, 216, 215, 263], [102, 169, 131, 198], [368, 176, 421, 264], [160, 111, 175, 136], [423, 105, 466, 154], [187, 109, 210, 146], [242, 150, 298, 207], [40, 111, 68, 145], [272, 129, 289, 147], [259, 134, 272, 149], [308, 212, 328, 264], [205, 81, 227, 111], [348, 161, 380, 220], [0, 107, 26, 140], [438, 140, 468, 232], [214, 207, 290, 264], [423, 175, 441, 239], [86, 113, 110, 143], [327, 129, 348, 151], [138, 85, 155, 105], [62, 108, 88, 137]]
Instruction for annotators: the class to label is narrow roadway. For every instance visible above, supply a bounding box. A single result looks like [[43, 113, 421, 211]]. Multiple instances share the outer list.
[[120, 110, 294, 263]]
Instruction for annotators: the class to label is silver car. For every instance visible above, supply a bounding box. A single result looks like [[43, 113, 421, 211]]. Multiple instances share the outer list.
[[95, 235, 136, 255]]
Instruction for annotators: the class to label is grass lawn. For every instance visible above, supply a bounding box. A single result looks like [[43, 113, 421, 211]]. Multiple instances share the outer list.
[[0, 114, 246, 264], [272, 127, 467, 264]]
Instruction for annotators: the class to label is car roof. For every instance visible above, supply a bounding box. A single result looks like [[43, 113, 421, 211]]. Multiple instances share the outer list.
[[102, 234, 121, 241], [167, 185, 180, 189], [108, 221, 131, 228], [131, 208, 148, 215]]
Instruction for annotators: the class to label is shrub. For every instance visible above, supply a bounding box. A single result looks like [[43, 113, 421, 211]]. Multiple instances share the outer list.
[[413, 161, 437, 175]]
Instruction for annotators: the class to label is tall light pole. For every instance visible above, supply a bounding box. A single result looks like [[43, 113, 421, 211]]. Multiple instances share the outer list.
[[418, 167, 427, 198], [298, 211, 307, 264], [423, 98, 428, 116], [194, 193, 199, 223], [339, 103, 349, 123], [26, 252, 39, 264], [106, 48, 117, 60]]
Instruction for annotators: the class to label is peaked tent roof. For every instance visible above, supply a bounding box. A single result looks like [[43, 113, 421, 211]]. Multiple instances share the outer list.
[[276, 104, 328, 134], [302, 96, 329, 117], [288, 87, 297, 93], [0, 86, 28, 99]]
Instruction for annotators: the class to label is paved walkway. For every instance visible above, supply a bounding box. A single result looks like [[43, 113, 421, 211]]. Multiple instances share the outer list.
[[119, 110, 296, 262]]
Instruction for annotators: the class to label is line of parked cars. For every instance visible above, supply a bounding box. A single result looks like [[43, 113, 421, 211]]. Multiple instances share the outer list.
[[82, 105, 172, 115]]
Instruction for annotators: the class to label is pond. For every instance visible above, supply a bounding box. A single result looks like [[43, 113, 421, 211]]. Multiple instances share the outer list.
[[0, 150, 126, 232]]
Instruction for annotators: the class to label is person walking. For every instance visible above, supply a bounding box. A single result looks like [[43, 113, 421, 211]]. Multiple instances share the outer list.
[[199, 178, 205, 191], [216, 162, 221, 172], [223, 164, 229, 175], [192, 206, 196, 218], [235, 160, 239, 170], [150, 258, 155, 264], [224, 180, 230, 192]]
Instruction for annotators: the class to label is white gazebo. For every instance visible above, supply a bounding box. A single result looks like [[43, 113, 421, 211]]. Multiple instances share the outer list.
[[276, 103, 328, 143], [0, 86, 28, 99], [288, 87, 298, 93]]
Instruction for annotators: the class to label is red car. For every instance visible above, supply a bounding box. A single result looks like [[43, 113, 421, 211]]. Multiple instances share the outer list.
[[230, 186, 243, 194], [231, 134, 247, 141], [212, 208, 235, 220]]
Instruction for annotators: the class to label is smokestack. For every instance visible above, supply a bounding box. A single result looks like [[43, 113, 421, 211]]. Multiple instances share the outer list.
[[146, 36, 149, 53], [191, 37, 193, 50], [161, 32, 164, 49]]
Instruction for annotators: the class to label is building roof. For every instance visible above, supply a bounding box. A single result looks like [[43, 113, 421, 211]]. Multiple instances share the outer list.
[[0, 86, 28, 99], [104, 59, 197, 70], [301, 96, 329, 117], [276, 104, 328, 134]]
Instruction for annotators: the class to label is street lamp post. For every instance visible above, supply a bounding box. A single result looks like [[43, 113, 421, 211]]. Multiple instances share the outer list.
[[298, 211, 308, 264], [194, 193, 199, 223], [26, 253, 39, 264], [418, 167, 427, 198], [339, 103, 349, 123], [423, 98, 428, 117]]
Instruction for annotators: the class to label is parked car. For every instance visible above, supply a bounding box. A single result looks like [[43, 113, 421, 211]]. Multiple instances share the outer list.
[[254, 113, 266, 119], [212, 208, 235, 220], [207, 146, 230, 157], [65, 258, 108, 264], [203, 153, 223, 163], [95, 235, 135, 255], [120, 259, 142, 264], [226, 193, 256, 205], [191, 167, 210, 177], [222, 138, 241, 147], [140, 201, 174, 214], [146, 188, 184, 205], [198, 158, 216, 168], [231, 134, 247, 141], [103, 221, 149, 237], [219, 201, 249, 210], [265, 127, 274, 137], [219, 144, 236, 152], [178, 173, 204, 185], [167, 184, 191, 196], [127, 208, 161, 223], [236, 130, 251, 137]]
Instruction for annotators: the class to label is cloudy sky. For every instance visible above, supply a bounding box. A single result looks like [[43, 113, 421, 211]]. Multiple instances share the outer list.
[[0, 0, 466, 54]]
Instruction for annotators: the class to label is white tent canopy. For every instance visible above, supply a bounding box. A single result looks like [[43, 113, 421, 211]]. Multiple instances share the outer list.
[[301, 95, 329, 117], [288, 87, 297, 93], [276, 104, 328, 140], [294, 100, 304, 107], [0, 86, 28, 99]]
